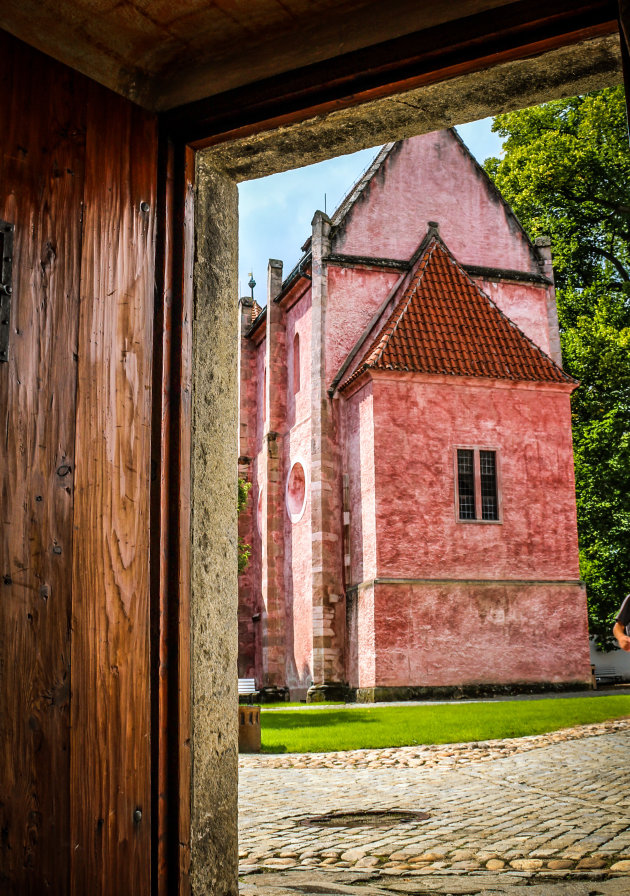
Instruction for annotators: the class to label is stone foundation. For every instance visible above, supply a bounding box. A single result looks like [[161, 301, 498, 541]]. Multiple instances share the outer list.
[[307, 682, 352, 703], [354, 680, 594, 703]]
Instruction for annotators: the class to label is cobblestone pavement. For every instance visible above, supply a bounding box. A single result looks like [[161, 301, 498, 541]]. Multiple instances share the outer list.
[[239, 720, 630, 894]]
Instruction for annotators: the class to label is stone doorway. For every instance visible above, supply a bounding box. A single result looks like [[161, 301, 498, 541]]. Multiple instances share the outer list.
[[187, 33, 622, 896]]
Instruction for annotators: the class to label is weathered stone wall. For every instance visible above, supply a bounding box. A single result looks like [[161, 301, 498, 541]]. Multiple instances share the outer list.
[[206, 35, 621, 182], [238, 299, 259, 678], [326, 265, 401, 386], [370, 375, 581, 580], [190, 157, 239, 895], [308, 213, 346, 694], [283, 292, 314, 692], [475, 278, 554, 358], [343, 381, 377, 588], [334, 132, 540, 273], [363, 580, 590, 689], [261, 260, 288, 689]]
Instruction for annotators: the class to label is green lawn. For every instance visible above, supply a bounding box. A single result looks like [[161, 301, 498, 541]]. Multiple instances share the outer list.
[[260, 695, 630, 753], [255, 700, 345, 708]]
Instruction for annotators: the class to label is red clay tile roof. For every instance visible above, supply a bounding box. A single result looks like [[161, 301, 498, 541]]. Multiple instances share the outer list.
[[339, 236, 575, 392], [251, 299, 263, 321]]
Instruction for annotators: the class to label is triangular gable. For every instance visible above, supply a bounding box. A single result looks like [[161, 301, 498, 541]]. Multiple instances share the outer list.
[[280, 130, 546, 310], [338, 233, 575, 392], [331, 129, 543, 275], [293, 143, 397, 260], [330, 143, 397, 228]]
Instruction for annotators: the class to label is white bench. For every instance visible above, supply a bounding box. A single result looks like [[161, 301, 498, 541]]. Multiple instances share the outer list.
[[238, 678, 258, 703]]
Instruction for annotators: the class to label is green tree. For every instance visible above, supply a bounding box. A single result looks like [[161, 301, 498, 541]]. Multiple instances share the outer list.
[[484, 87, 630, 642], [238, 477, 251, 575]]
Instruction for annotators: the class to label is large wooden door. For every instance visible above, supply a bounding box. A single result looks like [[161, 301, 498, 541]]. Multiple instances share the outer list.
[[0, 33, 157, 895]]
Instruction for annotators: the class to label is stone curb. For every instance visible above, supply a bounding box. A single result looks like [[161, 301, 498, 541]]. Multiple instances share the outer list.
[[239, 718, 630, 770]]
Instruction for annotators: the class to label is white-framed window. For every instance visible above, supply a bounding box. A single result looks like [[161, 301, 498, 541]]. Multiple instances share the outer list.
[[454, 447, 501, 523]]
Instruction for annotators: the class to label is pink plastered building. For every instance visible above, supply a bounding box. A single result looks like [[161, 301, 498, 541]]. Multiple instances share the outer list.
[[238, 130, 591, 701]]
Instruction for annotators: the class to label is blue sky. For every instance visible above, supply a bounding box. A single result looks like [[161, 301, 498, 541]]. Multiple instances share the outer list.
[[238, 117, 503, 303]]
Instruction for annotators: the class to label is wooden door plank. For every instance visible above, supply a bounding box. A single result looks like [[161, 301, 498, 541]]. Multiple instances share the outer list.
[[0, 33, 86, 893], [152, 134, 175, 896], [177, 145, 195, 896], [69, 80, 157, 896]]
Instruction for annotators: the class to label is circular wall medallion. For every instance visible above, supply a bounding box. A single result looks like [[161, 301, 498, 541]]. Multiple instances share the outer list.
[[286, 460, 307, 522]]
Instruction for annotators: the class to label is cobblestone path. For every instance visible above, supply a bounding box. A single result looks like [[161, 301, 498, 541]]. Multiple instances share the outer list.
[[239, 720, 630, 893]]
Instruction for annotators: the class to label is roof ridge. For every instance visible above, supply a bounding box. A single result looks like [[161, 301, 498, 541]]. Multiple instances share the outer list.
[[330, 142, 397, 228], [452, 242, 568, 374], [368, 238, 439, 368], [449, 126, 543, 270], [276, 144, 394, 293], [338, 233, 575, 392]]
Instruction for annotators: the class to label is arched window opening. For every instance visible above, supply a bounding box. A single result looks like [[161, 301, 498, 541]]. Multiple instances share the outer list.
[[293, 332, 300, 394]]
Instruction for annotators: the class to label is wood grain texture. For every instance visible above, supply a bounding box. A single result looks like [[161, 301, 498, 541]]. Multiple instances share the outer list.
[[178, 144, 195, 896], [151, 139, 194, 896], [0, 33, 86, 894], [163, 0, 618, 146], [151, 136, 193, 896], [69, 80, 157, 895], [152, 135, 174, 896]]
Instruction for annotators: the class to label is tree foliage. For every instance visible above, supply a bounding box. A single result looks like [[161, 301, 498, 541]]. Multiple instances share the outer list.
[[484, 87, 630, 642], [238, 477, 251, 575]]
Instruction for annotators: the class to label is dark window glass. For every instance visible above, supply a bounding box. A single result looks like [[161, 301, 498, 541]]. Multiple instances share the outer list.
[[480, 450, 498, 520], [457, 449, 476, 520], [293, 332, 300, 393]]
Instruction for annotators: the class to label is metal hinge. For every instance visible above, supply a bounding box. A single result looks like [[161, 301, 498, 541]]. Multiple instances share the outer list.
[[0, 221, 14, 363]]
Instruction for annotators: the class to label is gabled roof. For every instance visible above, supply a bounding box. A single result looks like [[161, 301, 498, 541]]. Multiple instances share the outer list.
[[330, 143, 398, 228], [279, 143, 398, 283], [338, 233, 576, 393], [283, 130, 544, 296]]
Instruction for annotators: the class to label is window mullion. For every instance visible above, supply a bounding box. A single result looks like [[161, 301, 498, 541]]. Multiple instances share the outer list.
[[474, 449, 482, 521]]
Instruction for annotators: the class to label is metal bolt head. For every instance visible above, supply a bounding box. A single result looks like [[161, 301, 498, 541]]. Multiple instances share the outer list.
[[140, 201, 150, 213], [133, 808, 142, 824]]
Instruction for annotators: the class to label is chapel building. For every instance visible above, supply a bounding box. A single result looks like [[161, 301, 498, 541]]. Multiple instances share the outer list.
[[238, 129, 591, 701]]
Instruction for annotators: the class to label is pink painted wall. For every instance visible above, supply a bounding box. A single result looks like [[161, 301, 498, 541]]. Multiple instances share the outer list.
[[475, 278, 553, 358], [254, 337, 266, 447], [237, 304, 260, 678], [238, 332, 272, 686], [370, 375, 580, 581], [343, 381, 377, 587], [361, 581, 591, 688], [334, 133, 540, 274], [236, 330, 266, 683], [356, 583, 376, 688], [283, 292, 314, 690], [286, 289, 312, 428], [239, 130, 584, 695], [325, 265, 401, 386]]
